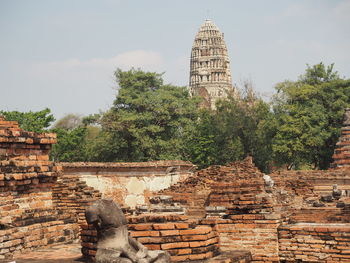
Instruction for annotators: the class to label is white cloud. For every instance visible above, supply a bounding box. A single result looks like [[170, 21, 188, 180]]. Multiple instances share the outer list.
[[30, 49, 164, 76]]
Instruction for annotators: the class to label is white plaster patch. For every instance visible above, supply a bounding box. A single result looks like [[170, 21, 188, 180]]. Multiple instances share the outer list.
[[125, 194, 145, 208], [81, 175, 116, 197], [74, 171, 191, 208], [144, 175, 181, 192], [126, 177, 145, 195]]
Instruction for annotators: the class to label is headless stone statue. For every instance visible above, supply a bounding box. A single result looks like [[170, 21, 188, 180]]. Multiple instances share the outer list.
[[85, 199, 170, 263], [332, 184, 342, 200]]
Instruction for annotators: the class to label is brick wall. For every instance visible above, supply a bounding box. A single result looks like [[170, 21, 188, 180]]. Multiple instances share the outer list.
[[202, 215, 280, 263], [0, 117, 79, 260], [279, 223, 350, 262], [52, 173, 102, 224], [288, 207, 350, 224], [270, 170, 350, 196]]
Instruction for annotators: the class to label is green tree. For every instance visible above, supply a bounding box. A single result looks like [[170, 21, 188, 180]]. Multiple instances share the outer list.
[[185, 83, 275, 172], [90, 68, 200, 162], [53, 113, 82, 130], [215, 92, 275, 172], [184, 108, 243, 169], [50, 113, 104, 162], [50, 126, 88, 162], [0, 108, 55, 132], [272, 63, 350, 169]]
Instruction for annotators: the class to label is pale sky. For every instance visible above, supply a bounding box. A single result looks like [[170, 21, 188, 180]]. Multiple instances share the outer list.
[[1, 0, 349, 120]]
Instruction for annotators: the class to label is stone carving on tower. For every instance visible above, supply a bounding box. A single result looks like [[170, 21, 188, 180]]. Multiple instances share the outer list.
[[189, 19, 234, 109]]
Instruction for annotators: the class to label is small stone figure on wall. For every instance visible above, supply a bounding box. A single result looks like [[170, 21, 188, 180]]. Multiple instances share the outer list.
[[85, 199, 170, 263], [343, 108, 350, 126]]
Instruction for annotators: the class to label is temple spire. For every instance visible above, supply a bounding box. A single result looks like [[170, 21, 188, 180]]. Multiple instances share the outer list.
[[189, 20, 234, 109]]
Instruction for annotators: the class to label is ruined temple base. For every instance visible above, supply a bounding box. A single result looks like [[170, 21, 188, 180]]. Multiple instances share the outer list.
[[2, 243, 84, 263], [4, 243, 252, 263], [5, 243, 252, 263], [206, 251, 252, 263]]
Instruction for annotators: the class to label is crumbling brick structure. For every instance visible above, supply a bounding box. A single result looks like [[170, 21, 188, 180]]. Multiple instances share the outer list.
[[52, 173, 102, 224], [0, 116, 80, 259], [157, 158, 280, 262], [0, 116, 105, 260], [332, 108, 350, 168], [152, 153, 350, 262], [279, 223, 350, 262]]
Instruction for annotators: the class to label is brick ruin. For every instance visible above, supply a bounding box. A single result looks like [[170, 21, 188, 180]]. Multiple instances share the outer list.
[[0, 117, 101, 259], [332, 108, 350, 168], [80, 157, 350, 262], [0, 116, 72, 259], [156, 159, 280, 262], [1, 115, 350, 262]]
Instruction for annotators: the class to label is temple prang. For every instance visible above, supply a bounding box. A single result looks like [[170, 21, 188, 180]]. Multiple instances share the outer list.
[[189, 19, 235, 109]]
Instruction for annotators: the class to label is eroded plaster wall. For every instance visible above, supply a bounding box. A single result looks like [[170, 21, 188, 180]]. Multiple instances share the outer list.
[[60, 161, 196, 208]]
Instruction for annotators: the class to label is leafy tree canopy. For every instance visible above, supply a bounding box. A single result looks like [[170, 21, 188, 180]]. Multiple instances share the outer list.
[[90, 68, 200, 162], [53, 113, 82, 130], [50, 126, 87, 162], [0, 108, 55, 133], [50, 114, 101, 162], [272, 63, 350, 169], [4, 64, 349, 173], [184, 81, 275, 172]]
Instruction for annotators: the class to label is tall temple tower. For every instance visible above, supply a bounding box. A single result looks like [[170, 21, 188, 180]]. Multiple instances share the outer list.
[[189, 19, 234, 109]]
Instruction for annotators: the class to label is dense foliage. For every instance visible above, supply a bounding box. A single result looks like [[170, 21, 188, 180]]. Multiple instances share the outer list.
[[272, 63, 350, 169], [0, 108, 54, 133], [2, 63, 350, 172], [185, 90, 274, 172], [86, 69, 200, 162]]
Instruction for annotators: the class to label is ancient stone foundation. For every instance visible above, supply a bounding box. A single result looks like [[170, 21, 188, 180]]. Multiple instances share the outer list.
[[156, 159, 280, 262]]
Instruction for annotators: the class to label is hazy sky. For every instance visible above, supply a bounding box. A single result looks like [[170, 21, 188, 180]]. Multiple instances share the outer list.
[[1, 0, 349, 120]]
